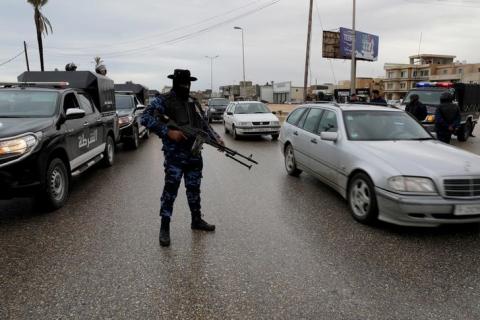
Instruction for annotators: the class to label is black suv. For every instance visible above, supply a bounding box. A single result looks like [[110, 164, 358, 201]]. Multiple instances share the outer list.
[[114, 82, 149, 149], [205, 98, 229, 123], [0, 71, 118, 210], [115, 93, 149, 148]]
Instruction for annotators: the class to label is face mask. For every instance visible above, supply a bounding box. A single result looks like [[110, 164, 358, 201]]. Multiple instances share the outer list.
[[173, 80, 191, 99]]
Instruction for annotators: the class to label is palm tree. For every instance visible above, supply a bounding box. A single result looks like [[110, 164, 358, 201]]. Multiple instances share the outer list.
[[27, 0, 52, 71]]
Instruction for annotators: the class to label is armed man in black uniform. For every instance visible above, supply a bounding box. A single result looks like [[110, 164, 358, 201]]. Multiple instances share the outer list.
[[141, 69, 223, 247], [435, 92, 461, 144]]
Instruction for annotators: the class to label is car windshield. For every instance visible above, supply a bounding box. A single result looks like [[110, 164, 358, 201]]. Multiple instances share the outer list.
[[0, 90, 58, 118], [115, 95, 134, 110], [403, 90, 446, 105], [344, 110, 432, 141], [235, 103, 270, 114], [209, 99, 229, 107]]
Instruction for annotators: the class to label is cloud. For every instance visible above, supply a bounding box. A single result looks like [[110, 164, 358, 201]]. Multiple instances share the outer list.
[[1, 0, 479, 90]]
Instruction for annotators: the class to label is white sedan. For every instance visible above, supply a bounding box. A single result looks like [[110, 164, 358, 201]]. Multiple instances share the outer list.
[[223, 101, 281, 140]]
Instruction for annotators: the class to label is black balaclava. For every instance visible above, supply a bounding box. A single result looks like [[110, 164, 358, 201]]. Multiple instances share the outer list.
[[172, 78, 191, 100]]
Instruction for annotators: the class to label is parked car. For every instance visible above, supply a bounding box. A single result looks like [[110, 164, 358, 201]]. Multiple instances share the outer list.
[[1, 71, 117, 210], [280, 103, 480, 227], [223, 101, 281, 140], [206, 98, 229, 122], [115, 93, 149, 149]]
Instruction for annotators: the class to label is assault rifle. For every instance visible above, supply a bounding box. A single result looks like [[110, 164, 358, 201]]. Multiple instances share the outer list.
[[155, 112, 258, 170]]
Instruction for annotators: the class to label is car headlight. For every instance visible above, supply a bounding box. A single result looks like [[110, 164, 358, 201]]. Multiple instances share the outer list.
[[0, 134, 38, 159], [272, 121, 280, 126], [425, 115, 435, 123], [388, 176, 437, 194], [210, 108, 216, 112], [118, 116, 133, 126]]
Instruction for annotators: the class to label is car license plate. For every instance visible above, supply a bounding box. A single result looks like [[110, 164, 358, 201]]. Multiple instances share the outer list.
[[454, 204, 480, 216]]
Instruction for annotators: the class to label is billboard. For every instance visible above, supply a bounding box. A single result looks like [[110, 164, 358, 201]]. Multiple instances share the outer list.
[[339, 27, 379, 61], [273, 81, 291, 94], [322, 31, 340, 59]]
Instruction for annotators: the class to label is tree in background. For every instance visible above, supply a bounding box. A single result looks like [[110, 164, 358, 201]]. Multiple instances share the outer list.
[[27, 0, 52, 71]]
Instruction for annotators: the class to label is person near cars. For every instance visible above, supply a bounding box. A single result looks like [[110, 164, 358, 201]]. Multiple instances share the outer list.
[[405, 94, 427, 121], [370, 90, 387, 105], [349, 93, 359, 102], [141, 69, 223, 247], [435, 92, 461, 144]]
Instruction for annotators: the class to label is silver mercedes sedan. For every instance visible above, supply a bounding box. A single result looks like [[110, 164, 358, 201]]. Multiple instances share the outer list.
[[279, 103, 480, 227]]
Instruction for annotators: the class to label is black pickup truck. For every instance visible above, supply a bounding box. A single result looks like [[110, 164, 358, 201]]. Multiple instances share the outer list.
[[0, 71, 118, 210], [402, 82, 480, 141]]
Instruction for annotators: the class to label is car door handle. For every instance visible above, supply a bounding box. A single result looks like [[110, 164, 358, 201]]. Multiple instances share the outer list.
[[83, 122, 89, 126], [293, 131, 298, 136], [311, 138, 318, 144], [96, 118, 102, 122]]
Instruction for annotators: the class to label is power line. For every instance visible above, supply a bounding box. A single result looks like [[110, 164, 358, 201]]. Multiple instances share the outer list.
[[405, 0, 480, 7], [76, 0, 280, 58], [0, 50, 25, 67], [40, 0, 280, 59], [45, 0, 268, 52], [314, 0, 336, 84]]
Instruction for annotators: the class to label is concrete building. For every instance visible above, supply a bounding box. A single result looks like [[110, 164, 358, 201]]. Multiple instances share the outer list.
[[384, 54, 480, 100], [273, 81, 304, 103], [335, 78, 384, 101], [220, 81, 257, 100], [260, 84, 273, 103]]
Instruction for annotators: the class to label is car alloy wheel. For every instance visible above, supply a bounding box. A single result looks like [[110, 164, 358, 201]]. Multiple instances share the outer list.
[[284, 144, 301, 177], [348, 173, 378, 223]]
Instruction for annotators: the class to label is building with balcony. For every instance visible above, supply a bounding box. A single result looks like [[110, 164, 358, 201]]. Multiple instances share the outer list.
[[384, 54, 480, 100]]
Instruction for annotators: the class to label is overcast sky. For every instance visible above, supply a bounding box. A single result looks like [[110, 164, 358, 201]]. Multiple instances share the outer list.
[[1, 0, 479, 91]]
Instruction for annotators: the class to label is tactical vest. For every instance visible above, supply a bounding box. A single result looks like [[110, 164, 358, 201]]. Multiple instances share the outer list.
[[164, 94, 202, 128]]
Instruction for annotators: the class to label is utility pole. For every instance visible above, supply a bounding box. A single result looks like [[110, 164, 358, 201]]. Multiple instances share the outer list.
[[350, 0, 357, 95], [205, 55, 219, 96], [304, 0, 314, 102], [23, 41, 30, 72]]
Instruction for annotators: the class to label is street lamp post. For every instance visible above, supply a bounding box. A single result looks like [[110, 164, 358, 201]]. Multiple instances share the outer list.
[[205, 55, 219, 96], [234, 26, 246, 97]]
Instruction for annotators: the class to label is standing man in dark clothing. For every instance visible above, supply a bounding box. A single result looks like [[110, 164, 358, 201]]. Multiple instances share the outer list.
[[405, 94, 427, 121], [141, 69, 223, 247], [370, 90, 387, 105], [435, 92, 461, 144]]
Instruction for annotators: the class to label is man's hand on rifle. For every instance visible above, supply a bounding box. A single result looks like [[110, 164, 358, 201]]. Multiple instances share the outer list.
[[216, 137, 225, 148], [167, 129, 187, 142]]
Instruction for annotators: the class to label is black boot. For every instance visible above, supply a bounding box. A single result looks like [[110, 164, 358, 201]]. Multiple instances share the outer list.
[[159, 216, 171, 247], [191, 212, 215, 231]]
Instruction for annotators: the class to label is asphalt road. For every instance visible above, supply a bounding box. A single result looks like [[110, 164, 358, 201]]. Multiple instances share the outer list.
[[1, 124, 480, 319]]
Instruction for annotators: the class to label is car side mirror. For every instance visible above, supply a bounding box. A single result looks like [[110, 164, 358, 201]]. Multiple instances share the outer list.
[[320, 131, 338, 142], [66, 108, 86, 120], [135, 104, 146, 111], [227, 112, 233, 115]]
